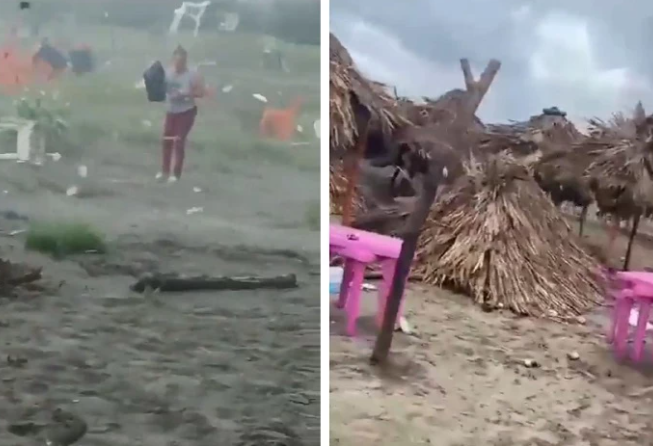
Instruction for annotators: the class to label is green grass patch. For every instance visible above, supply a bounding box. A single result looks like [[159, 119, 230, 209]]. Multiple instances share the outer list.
[[25, 222, 107, 258]]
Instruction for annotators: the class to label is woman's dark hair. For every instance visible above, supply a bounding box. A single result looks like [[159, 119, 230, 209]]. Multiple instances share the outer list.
[[173, 45, 187, 58]]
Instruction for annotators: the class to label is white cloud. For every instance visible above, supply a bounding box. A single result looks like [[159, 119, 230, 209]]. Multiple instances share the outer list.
[[527, 12, 650, 116]]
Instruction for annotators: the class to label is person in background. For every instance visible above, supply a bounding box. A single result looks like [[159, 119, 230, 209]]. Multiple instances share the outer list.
[[156, 45, 205, 183]]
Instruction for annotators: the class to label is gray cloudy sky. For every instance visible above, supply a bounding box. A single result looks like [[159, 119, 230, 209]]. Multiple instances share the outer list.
[[330, 0, 653, 124]]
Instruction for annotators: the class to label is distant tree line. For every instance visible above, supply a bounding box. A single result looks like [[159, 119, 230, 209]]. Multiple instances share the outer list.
[[11, 0, 319, 45]]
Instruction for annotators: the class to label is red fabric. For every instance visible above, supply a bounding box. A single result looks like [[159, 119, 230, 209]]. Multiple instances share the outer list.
[[162, 106, 197, 177]]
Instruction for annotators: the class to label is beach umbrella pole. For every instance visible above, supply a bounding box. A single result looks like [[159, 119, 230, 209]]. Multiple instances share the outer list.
[[623, 213, 640, 271], [371, 180, 438, 364]]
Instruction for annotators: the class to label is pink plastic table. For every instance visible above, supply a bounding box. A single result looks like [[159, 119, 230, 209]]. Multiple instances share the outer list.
[[329, 223, 405, 336], [609, 271, 653, 362]]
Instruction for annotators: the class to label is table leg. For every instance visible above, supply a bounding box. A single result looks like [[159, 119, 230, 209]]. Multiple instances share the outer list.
[[345, 261, 366, 337], [614, 297, 633, 359], [633, 302, 651, 362]]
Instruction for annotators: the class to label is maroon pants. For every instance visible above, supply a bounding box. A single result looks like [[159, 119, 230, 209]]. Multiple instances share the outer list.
[[162, 107, 197, 178]]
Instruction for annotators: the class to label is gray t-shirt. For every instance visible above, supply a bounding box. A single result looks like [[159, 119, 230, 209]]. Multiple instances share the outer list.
[[165, 67, 197, 114]]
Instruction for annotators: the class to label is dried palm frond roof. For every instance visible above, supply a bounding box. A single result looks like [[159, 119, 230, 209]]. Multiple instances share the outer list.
[[413, 154, 604, 318], [329, 33, 410, 159], [587, 113, 637, 140], [330, 33, 353, 66], [400, 89, 485, 130], [478, 108, 584, 157]]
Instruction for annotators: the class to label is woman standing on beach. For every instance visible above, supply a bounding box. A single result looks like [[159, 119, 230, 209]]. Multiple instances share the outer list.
[[156, 45, 205, 183]]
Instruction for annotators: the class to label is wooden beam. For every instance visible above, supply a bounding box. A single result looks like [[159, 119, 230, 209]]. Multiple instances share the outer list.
[[460, 58, 475, 92]]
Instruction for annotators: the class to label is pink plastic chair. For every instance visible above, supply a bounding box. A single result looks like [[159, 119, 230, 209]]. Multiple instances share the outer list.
[[608, 271, 653, 362], [329, 224, 406, 336]]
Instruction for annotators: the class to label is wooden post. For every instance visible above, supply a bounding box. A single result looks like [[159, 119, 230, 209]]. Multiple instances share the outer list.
[[459, 58, 501, 115], [341, 104, 371, 226], [371, 176, 438, 364], [370, 58, 501, 365]]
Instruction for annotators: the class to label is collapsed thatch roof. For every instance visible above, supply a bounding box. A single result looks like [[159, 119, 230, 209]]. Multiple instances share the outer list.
[[479, 109, 584, 157], [329, 33, 409, 159], [412, 154, 604, 318]]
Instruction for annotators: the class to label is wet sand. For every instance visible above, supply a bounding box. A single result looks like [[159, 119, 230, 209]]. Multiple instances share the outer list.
[[330, 223, 653, 446], [0, 141, 319, 445]]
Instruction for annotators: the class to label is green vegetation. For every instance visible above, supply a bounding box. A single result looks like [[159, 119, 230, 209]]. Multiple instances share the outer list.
[[25, 222, 107, 258]]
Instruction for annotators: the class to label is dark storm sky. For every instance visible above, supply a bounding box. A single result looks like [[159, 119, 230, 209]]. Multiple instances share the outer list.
[[330, 0, 653, 124]]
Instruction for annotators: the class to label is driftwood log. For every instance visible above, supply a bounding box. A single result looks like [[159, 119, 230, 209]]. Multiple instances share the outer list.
[[130, 273, 298, 293]]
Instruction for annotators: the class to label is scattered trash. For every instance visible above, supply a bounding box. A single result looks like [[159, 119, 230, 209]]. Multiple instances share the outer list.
[[49, 152, 61, 161], [567, 351, 580, 360], [77, 165, 87, 178], [252, 93, 268, 103], [9, 229, 26, 236], [329, 266, 343, 294], [397, 316, 412, 334], [522, 358, 540, 368], [362, 283, 377, 292], [296, 125, 303, 133], [142, 119, 152, 127], [134, 79, 146, 89], [192, 187, 202, 193], [222, 84, 233, 93], [66, 186, 79, 197], [186, 206, 203, 215]]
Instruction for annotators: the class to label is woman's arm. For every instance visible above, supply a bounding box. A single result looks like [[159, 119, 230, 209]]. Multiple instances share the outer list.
[[190, 72, 206, 98]]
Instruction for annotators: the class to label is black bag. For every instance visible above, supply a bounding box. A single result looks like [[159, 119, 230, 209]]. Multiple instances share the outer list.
[[143, 61, 166, 103], [35, 44, 68, 71]]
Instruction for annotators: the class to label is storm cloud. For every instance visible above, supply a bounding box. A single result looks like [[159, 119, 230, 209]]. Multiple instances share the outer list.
[[330, 0, 653, 124]]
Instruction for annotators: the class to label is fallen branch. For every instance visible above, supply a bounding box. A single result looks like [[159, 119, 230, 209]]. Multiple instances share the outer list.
[[130, 273, 298, 293], [6, 268, 42, 286]]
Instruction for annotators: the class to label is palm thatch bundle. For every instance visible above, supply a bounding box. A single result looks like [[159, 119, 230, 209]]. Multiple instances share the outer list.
[[413, 155, 604, 318], [329, 33, 409, 159], [329, 162, 367, 215]]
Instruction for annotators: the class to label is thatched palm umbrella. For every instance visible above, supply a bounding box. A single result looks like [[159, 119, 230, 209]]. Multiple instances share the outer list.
[[329, 33, 408, 225], [413, 154, 604, 317], [583, 109, 653, 270], [533, 145, 596, 236]]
